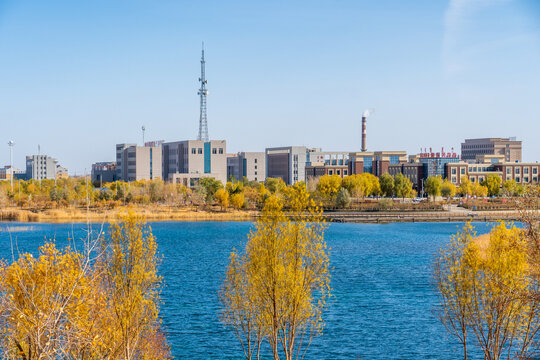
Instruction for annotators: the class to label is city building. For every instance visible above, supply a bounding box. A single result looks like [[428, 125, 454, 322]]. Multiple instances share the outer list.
[[56, 165, 68, 180], [388, 162, 425, 192], [349, 151, 407, 177], [162, 140, 227, 186], [416, 148, 460, 178], [0, 166, 24, 180], [265, 146, 321, 185], [305, 151, 349, 179], [91, 162, 117, 186], [115, 143, 162, 182], [445, 154, 539, 186], [227, 152, 265, 182], [461, 137, 522, 162], [25, 155, 58, 180]]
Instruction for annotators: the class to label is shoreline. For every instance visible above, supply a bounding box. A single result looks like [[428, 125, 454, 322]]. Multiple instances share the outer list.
[[0, 206, 533, 224]]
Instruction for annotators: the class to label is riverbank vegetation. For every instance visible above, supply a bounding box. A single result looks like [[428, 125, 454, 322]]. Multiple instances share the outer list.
[[0, 213, 171, 359], [220, 184, 331, 360], [434, 187, 540, 359], [0, 175, 537, 221]]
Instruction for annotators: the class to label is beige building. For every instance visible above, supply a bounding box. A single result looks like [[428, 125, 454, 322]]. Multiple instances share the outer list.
[[162, 140, 227, 185], [227, 152, 265, 182], [0, 166, 23, 180], [461, 138, 522, 162], [116, 143, 162, 181], [446, 154, 539, 185], [305, 151, 350, 179]]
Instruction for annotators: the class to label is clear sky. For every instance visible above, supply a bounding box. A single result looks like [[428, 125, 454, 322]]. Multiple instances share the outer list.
[[1, 0, 539, 174]]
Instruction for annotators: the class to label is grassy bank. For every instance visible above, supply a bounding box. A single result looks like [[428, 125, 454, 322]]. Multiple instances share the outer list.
[[0, 206, 258, 223]]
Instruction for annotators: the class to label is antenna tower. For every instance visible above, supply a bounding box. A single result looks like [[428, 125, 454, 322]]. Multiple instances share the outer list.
[[197, 43, 209, 142]]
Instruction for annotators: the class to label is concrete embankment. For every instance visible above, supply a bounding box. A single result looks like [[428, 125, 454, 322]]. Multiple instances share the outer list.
[[324, 211, 528, 223]]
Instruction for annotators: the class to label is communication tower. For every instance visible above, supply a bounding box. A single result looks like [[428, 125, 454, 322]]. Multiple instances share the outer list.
[[197, 43, 209, 142]]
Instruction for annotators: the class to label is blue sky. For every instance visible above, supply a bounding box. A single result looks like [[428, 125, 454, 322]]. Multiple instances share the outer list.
[[1, 0, 539, 174]]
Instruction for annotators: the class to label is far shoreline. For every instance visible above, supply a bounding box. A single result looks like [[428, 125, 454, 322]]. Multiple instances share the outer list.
[[0, 206, 530, 224]]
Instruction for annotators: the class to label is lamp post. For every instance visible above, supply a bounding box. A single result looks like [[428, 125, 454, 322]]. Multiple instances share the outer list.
[[8, 141, 15, 192]]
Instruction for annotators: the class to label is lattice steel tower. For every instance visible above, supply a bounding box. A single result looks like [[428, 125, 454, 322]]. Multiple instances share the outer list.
[[197, 43, 209, 142]]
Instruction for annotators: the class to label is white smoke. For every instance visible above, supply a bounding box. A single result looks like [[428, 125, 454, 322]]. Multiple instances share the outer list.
[[362, 109, 373, 118]]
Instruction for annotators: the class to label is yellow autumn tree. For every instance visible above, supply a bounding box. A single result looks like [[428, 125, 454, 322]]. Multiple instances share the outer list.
[[220, 186, 331, 360], [435, 222, 540, 360], [0, 213, 171, 360], [215, 188, 230, 211], [97, 213, 169, 360], [316, 174, 342, 198], [0, 242, 104, 359], [230, 192, 245, 210]]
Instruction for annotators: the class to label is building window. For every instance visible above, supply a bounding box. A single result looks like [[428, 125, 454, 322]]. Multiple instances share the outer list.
[[452, 177, 457, 183], [507, 168, 511, 174], [254, 158, 257, 163], [533, 167, 538, 175], [515, 168, 520, 174], [219, 148, 224, 154], [198, 148, 203, 154], [516, 177, 521, 182], [255, 171, 257, 175], [524, 167, 529, 174], [329, 170, 333, 175], [451, 168, 456, 175], [191, 148, 196, 154], [524, 177, 529, 183], [461, 168, 465, 175], [212, 148, 217, 154], [337, 170, 341, 175]]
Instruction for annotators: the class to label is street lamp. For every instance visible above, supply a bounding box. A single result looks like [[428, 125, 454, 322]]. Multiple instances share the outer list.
[[8, 141, 15, 192]]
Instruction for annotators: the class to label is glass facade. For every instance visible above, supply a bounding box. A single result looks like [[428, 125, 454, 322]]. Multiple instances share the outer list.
[[363, 157, 373, 174], [204, 142, 211, 174]]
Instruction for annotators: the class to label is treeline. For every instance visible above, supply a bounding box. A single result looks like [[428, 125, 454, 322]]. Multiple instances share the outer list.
[[0, 173, 535, 211]]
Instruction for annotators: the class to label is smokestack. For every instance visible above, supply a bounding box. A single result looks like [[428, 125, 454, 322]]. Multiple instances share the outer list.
[[361, 109, 371, 152]]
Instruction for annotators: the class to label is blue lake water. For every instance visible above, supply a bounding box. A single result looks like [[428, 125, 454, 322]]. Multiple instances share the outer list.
[[0, 221, 496, 359]]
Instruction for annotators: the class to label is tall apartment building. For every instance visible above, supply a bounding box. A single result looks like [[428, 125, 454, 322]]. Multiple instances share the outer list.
[[162, 140, 227, 186], [266, 147, 321, 185], [25, 155, 58, 180], [461, 138, 522, 162], [115, 143, 162, 181], [227, 152, 265, 182]]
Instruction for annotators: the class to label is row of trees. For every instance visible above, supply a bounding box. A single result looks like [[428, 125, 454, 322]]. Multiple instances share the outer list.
[[435, 188, 540, 359], [313, 173, 416, 207], [0, 213, 170, 359], [0, 173, 534, 211]]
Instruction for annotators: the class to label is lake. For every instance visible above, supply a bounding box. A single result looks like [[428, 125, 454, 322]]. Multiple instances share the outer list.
[[0, 221, 495, 359]]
